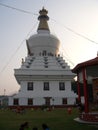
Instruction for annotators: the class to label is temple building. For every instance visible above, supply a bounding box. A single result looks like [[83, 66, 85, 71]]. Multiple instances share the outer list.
[[72, 56, 98, 123], [9, 8, 77, 108]]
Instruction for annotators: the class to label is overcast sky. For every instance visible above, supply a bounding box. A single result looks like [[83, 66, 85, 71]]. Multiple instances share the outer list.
[[0, 0, 98, 95]]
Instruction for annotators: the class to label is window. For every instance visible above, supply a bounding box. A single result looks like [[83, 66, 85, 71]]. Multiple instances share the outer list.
[[28, 98, 33, 105], [59, 82, 65, 90], [13, 98, 19, 105], [27, 82, 33, 90], [44, 82, 49, 90], [62, 98, 67, 104]]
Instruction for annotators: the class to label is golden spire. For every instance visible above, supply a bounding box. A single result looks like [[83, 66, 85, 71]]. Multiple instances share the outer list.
[[37, 7, 50, 32]]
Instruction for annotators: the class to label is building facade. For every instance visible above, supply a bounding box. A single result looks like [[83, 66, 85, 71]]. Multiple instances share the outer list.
[[9, 8, 77, 108]]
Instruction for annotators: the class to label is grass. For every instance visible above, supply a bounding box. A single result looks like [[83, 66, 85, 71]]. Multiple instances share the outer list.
[[0, 108, 97, 130]]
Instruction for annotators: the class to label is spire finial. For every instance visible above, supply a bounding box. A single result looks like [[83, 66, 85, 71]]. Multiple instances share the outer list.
[[37, 8, 50, 32]]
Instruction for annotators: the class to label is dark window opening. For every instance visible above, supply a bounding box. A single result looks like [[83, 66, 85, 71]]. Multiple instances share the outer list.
[[13, 98, 19, 105], [44, 82, 49, 90], [28, 98, 33, 105], [59, 82, 65, 90], [27, 82, 33, 90], [62, 98, 67, 104]]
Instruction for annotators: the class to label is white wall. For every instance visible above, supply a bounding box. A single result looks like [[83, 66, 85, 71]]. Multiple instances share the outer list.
[[9, 80, 77, 106]]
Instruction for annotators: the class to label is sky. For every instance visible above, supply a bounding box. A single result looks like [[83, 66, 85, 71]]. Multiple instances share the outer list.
[[0, 0, 98, 95]]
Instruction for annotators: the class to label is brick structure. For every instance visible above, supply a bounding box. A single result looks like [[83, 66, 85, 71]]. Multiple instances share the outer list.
[[80, 113, 98, 122]]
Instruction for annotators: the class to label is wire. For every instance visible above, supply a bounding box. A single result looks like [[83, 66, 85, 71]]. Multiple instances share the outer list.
[[1, 2, 98, 45], [0, 22, 38, 74], [60, 45, 75, 67], [0, 2, 98, 69], [0, 2, 38, 16], [64, 26, 98, 44], [51, 18, 98, 45]]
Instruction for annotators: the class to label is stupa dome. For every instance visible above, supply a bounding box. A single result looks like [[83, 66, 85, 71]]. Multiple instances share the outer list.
[[26, 8, 60, 56]]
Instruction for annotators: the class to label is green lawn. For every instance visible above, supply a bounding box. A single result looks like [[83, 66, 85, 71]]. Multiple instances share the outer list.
[[0, 108, 97, 130]]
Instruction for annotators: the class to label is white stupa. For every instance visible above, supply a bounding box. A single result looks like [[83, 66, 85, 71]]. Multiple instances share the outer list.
[[9, 8, 77, 108]]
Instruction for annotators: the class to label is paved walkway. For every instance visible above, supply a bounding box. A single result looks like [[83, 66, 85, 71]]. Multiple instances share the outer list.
[[74, 117, 98, 125]]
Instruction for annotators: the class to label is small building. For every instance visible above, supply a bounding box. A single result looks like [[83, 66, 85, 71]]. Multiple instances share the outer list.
[[9, 8, 77, 108], [72, 56, 98, 123]]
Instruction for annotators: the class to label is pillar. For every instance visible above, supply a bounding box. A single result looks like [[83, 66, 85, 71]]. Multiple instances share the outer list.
[[77, 73, 81, 102], [82, 68, 89, 113]]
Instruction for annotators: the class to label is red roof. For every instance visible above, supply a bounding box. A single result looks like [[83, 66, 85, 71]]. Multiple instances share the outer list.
[[72, 56, 98, 73]]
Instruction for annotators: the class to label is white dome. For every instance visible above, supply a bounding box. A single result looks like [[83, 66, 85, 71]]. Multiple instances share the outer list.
[[27, 30, 60, 56], [26, 8, 60, 56]]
